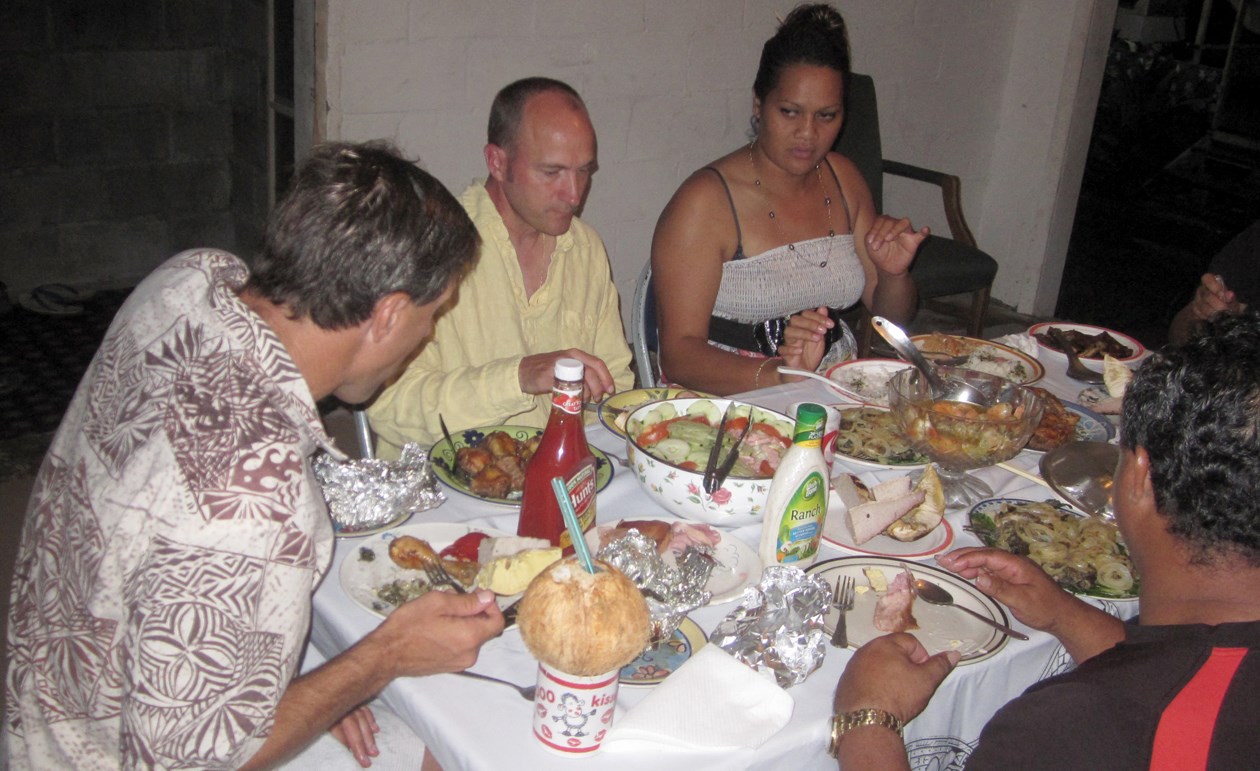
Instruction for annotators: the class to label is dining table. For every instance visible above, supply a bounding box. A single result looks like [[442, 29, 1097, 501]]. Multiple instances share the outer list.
[[310, 338, 1140, 770]]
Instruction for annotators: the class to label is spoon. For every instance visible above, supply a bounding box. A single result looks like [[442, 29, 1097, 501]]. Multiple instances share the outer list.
[[871, 317, 989, 407], [776, 366, 848, 391], [1048, 328, 1105, 385], [452, 670, 537, 701], [913, 577, 1029, 640]]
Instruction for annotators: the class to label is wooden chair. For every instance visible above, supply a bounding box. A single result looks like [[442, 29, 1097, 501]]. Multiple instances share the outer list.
[[835, 73, 998, 338]]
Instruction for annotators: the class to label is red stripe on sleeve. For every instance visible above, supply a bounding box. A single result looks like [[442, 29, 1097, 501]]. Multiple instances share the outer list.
[[1150, 647, 1249, 771]]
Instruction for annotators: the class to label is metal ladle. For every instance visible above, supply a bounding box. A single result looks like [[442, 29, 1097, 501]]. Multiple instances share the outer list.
[[871, 316, 990, 406]]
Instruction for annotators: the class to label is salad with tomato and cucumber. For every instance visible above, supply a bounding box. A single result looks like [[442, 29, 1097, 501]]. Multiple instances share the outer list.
[[626, 399, 794, 477]]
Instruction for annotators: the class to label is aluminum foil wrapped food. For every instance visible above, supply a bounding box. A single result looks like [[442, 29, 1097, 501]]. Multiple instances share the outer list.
[[596, 530, 714, 644], [313, 443, 445, 534], [708, 565, 830, 688]]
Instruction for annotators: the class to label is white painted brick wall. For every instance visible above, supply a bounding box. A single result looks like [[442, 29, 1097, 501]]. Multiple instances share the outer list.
[[323, 0, 1112, 329]]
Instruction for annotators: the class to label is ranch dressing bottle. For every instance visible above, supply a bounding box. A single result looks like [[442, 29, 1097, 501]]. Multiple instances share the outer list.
[[759, 403, 830, 568]]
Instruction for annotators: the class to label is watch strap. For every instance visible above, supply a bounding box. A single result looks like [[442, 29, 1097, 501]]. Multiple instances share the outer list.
[[827, 708, 904, 757]]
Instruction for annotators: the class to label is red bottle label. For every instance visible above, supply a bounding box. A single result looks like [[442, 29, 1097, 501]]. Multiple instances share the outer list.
[[558, 464, 597, 550], [553, 388, 581, 415]]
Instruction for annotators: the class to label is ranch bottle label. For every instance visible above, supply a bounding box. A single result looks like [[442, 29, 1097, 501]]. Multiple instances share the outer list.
[[774, 470, 826, 563]]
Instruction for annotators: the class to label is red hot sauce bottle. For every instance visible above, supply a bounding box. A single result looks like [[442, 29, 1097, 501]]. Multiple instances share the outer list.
[[517, 358, 598, 551]]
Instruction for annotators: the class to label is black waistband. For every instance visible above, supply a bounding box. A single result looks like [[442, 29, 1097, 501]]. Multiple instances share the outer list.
[[708, 308, 847, 356]]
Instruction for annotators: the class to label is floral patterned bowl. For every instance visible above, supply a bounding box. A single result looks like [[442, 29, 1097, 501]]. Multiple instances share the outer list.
[[623, 398, 794, 528]]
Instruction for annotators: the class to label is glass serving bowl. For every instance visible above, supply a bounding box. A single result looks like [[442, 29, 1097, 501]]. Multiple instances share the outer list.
[[887, 366, 1044, 507]]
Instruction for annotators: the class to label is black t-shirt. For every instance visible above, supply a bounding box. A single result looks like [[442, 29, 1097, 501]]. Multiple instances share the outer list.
[[966, 621, 1260, 770]]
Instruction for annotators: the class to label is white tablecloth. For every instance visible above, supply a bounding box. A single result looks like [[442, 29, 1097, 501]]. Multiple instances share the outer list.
[[310, 355, 1137, 770]]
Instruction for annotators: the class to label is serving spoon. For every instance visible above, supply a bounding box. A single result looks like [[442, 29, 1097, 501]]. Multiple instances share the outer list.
[[912, 577, 1029, 640], [871, 317, 990, 407]]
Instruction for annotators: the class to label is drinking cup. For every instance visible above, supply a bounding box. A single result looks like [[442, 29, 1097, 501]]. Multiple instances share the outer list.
[[532, 662, 619, 755]]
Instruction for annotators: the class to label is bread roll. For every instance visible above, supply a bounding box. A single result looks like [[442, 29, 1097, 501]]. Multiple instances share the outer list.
[[517, 558, 650, 676]]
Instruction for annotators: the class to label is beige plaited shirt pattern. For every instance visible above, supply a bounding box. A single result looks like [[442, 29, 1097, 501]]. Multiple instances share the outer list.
[[367, 180, 634, 458], [4, 250, 340, 769]]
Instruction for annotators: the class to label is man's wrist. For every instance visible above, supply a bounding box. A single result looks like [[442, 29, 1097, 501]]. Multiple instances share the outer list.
[[827, 708, 904, 757]]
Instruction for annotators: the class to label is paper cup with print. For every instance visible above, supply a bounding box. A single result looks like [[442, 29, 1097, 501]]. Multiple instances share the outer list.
[[532, 662, 619, 755], [792, 401, 841, 471]]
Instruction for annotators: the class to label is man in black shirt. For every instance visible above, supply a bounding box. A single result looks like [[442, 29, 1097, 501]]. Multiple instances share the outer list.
[[830, 311, 1260, 770]]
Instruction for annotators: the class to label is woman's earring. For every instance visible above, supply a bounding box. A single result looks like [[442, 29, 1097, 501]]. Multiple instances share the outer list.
[[749, 114, 760, 135]]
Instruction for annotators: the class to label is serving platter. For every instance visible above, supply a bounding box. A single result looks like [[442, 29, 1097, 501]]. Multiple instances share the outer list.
[[910, 333, 1045, 385], [831, 406, 929, 470], [1027, 321, 1145, 366], [430, 424, 613, 506], [822, 358, 912, 407], [821, 486, 955, 558], [339, 522, 515, 618], [585, 519, 762, 605], [619, 617, 707, 687], [967, 498, 1138, 601], [806, 556, 1011, 664]]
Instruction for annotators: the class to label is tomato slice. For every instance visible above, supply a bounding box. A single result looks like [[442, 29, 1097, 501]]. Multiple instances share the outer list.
[[438, 531, 489, 562], [723, 416, 750, 434], [752, 422, 791, 448]]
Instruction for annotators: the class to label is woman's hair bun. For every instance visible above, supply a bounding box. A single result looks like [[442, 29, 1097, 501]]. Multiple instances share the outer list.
[[779, 3, 846, 36]]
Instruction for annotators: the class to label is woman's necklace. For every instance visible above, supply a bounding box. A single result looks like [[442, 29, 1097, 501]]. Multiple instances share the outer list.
[[748, 141, 834, 268]]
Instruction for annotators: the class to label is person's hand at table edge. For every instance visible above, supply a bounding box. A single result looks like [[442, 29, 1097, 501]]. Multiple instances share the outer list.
[[936, 547, 1124, 663], [519, 349, 616, 400], [330, 704, 381, 768], [831, 634, 958, 769]]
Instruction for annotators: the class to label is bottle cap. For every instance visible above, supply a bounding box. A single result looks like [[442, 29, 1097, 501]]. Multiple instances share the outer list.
[[795, 402, 826, 429], [554, 357, 585, 382]]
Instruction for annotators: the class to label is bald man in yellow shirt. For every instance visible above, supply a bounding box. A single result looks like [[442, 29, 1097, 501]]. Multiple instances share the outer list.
[[367, 77, 634, 457]]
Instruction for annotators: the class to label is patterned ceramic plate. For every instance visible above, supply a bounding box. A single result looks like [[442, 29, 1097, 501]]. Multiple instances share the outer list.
[[430, 424, 613, 506], [596, 387, 713, 440], [822, 358, 912, 407], [910, 333, 1045, 385], [1024, 401, 1116, 455], [619, 617, 707, 686], [806, 556, 1012, 664]]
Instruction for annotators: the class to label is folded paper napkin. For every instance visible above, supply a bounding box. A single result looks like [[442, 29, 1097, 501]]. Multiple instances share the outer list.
[[992, 332, 1038, 357], [604, 644, 793, 750]]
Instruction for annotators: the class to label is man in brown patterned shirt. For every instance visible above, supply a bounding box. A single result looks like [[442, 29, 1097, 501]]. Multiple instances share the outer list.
[[4, 142, 502, 769]]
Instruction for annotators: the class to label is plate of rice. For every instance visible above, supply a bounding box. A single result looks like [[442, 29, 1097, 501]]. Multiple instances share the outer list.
[[910, 333, 1044, 385]]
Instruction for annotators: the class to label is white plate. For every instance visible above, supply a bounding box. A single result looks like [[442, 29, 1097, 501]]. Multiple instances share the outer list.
[[820, 487, 954, 558], [1027, 322, 1145, 371], [586, 520, 761, 605], [806, 556, 1011, 664], [339, 522, 513, 618], [910, 334, 1045, 385], [822, 359, 912, 407]]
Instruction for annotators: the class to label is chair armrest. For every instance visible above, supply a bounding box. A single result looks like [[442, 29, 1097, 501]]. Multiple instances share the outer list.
[[881, 159, 977, 248]]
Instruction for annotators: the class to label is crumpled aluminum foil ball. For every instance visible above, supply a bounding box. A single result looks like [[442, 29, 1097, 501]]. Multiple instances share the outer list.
[[596, 530, 715, 643], [313, 443, 445, 534], [708, 565, 831, 688]]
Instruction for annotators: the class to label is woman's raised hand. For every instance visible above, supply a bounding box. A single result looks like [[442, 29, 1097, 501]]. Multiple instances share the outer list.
[[865, 215, 928, 276], [778, 306, 834, 373]]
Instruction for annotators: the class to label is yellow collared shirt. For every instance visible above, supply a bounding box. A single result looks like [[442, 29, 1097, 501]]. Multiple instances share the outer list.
[[367, 180, 633, 458]]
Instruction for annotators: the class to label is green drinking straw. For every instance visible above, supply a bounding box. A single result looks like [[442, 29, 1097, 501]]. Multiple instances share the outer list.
[[551, 476, 596, 574]]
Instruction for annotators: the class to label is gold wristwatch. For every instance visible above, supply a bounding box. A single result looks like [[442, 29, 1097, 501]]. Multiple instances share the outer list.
[[827, 708, 904, 757]]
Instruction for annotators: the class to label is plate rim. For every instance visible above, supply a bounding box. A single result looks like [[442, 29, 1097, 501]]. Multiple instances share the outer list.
[[430, 424, 614, 506], [338, 521, 514, 619], [910, 333, 1046, 385], [805, 555, 1012, 664], [821, 514, 955, 559], [619, 616, 707, 687], [1027, 321, 1146, 363], [822, 358, 912, 406], [966, 496, 1139, 601]]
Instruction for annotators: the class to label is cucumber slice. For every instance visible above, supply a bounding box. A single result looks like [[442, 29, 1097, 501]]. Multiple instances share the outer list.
[[653, 438, 690, 462], [685, 399, 721, 425]]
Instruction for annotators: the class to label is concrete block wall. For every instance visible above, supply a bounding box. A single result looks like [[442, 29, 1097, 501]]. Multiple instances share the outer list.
[[0, 0, 270, 296], [323, 0, 1111, 325]]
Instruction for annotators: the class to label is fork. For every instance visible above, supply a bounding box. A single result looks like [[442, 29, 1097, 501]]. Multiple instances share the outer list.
[[421, 561, 467, 594], [452, 670, 537, 701], [831, 575, 856, 648]]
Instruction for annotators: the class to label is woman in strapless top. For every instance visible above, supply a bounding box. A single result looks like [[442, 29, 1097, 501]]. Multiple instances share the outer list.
[[651, 3, 925, 395]]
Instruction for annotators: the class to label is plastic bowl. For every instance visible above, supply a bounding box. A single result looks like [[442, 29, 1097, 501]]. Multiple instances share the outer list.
[[623, 398, 793, 528], [887, 367, 1044, 472], [1027, 322, 1145, 373]]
